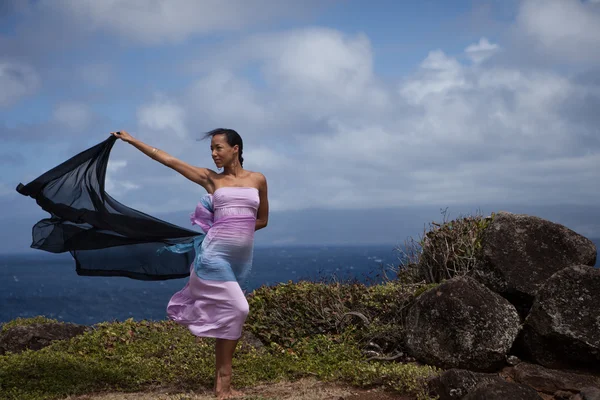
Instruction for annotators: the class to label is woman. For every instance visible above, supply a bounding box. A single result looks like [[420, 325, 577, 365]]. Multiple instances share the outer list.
[[110, 128, 269, 399]]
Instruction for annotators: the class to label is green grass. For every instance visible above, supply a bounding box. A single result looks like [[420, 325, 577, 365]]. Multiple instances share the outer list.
[[0, 318, 438, 400], [0, 279, 440, 400]]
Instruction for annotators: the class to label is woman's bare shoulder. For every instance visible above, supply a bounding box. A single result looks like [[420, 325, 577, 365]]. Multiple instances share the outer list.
[[248, 170, 266, 184]]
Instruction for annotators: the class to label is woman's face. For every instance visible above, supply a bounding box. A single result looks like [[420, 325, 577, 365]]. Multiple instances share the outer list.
[[210, 134, 237, 168]]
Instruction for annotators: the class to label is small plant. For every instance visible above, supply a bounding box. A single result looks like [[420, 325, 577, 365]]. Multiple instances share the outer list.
[[1, 316, 59, 333], [394, 208, 495, 283]]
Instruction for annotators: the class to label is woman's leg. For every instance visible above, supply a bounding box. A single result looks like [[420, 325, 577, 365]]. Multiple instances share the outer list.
[[213, 282, 249, 398], [214, 338, 240, 398]]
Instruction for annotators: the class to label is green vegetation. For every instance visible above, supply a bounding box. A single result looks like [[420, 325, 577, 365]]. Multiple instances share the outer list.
[[0, 316, 438, 400], [396, 209, 495, 283], [1, 212, 494, 399]]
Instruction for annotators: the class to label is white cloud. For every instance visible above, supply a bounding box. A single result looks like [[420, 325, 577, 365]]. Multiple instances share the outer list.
[[111, 29, 600, 214], [137, 96, 188, 139], [105, 159, 141, 196], [0, 60, 40, 107], [465, 37, 500, 64], [243, 147, 289, 170], [53, 102, 93, 130], [186, 70, 269, 130], [250, 28, 389, 118], [515, 0, 600, 63], [49, 0, 324, 45]]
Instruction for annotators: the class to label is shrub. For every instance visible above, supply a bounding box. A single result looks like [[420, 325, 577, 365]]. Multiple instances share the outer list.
[[1, 316, 59, 333], [246, 279, 435, 356], [395, 209, 495, 283]]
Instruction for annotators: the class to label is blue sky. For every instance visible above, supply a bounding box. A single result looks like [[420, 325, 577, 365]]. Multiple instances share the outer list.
[[1, 0, 600, 252]]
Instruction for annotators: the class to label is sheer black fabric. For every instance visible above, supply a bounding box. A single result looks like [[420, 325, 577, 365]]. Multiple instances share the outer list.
[[16, 136, 201, 280]]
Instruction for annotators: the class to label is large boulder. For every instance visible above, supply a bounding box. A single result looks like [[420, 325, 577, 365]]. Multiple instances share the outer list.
[[521, 265, 600, 370], [404, 276, 521, 371], [571, 387, 600, 400], [463, 380, 543, 400], [427, 369, 505, 400], [0, 322, 90, 355], [474, 212, 597, 316], [506, 362, 600, 398]]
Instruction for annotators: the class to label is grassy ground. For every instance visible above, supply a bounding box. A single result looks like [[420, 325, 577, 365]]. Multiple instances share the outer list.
[[62, 378, 411, 399], [1, 275, 452, 400]]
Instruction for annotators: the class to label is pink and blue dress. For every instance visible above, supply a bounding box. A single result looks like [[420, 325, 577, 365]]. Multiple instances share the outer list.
[[165, 187, 259, 340]]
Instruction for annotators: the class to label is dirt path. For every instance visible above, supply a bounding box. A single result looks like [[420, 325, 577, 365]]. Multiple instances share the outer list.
[[65, 378, 413, 400]]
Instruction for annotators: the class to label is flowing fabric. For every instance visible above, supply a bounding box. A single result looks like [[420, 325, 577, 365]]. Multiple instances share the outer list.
[[16, 136, 202, 280], [18, 136, 260, 339], [166, 187, 259, 339]]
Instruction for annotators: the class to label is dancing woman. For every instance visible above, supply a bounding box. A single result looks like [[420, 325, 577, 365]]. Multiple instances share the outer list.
[[111, 128, 268, 399]]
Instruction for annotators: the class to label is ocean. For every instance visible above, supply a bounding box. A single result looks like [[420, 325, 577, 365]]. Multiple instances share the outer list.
[[1, 241, 597, 327], [0, 245, 400, 326]]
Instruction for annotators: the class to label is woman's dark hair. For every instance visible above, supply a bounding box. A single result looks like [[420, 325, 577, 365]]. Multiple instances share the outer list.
[[202, 128, 244, 167]]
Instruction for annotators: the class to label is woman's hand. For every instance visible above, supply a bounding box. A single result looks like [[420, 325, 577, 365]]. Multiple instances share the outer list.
[[110, 130, 134, 143]]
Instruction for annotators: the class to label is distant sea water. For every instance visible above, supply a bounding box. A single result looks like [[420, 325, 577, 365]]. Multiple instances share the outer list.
[[1, 241, 598, 327], [0, 245, 401, 326]]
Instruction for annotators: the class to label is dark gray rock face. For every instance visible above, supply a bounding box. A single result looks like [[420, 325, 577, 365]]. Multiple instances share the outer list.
[[0, 323, 90, 355], [521, 265, 600, 370], [474, 212, 597, 315], [570, 387, 600, 400], [507, 362, 600, 398], [427, 368, 504, 400], [462, 380, 543, 400], [405, 276, 521, 371]]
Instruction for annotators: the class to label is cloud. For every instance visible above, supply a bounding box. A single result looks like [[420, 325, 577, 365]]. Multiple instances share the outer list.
[[105, 159, 141, 196], [465, 37, 500, 64], [515, 0, 600, 64], [0, 60, 40, 107], [137, 96, 188, 139], [116, 31, 600, 215], [48, 0, 327, 45], [53, 102, 93, 130], [249, 28, 389, 119]]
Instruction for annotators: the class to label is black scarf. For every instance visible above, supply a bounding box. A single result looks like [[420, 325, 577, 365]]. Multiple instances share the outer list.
[[16, 136, 200, 280]]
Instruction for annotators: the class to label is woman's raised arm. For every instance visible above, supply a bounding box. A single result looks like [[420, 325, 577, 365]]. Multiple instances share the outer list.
[[111, 130, 215, 192]]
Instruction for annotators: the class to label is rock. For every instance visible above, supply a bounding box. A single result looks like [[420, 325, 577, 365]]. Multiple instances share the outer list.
[[463, 380, 543, 400], [571, 387, 600, 400], [238, 330, 266, 353], [474, 212, 597, 316], [507, 355, 521, 366], [427, 369, 504, 400], [404, 276, 521, 371], [508, 362, 600, 396], [0, 322, 89, 355], [521, 265, 600, 370]]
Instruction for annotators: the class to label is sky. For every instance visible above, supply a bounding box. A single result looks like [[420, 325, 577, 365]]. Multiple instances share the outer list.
[[1, 0, 600, 253]]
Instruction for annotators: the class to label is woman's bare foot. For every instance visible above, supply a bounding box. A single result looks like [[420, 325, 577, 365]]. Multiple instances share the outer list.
[[215, 369, 243, 398], [216, 388, 243, 399]]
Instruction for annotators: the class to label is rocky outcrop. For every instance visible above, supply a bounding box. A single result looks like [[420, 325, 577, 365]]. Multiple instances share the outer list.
[[427, 369, 505, 400], [505, 362, 600, 398], [520, 265, 600, 370], [404, 276, 521, 371], [473, 212, 597, 316], [239, 330, 266, 354], [571, 387, 600, 400], [462, 379, 543, 400], [0, 322, 90, 355]]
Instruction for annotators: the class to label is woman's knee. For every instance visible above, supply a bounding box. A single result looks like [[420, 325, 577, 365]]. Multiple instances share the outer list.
[[234, 298, 249, 320]]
